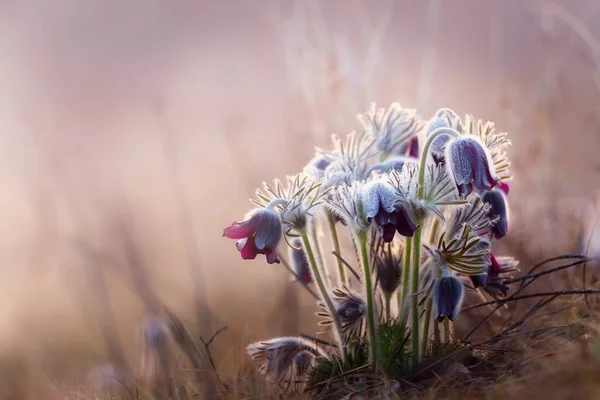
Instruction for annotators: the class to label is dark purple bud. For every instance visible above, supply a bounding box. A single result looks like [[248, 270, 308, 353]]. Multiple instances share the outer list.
[[364, 181, 419, 242], [290, 240, 312, 285], [375, 255, 402, 294], [223, 208, 282, 264], [481, 189, 509, 239], [433, 274, 464, 322], [312, 156, 331, 171], [447, 137, 499, 198], [485, 281, 510, 298], [469, 272, 488, 289], [407, 136, 419, 158]]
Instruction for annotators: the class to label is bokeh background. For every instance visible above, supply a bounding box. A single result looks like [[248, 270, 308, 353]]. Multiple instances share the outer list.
[[0, 0, 599, 397]]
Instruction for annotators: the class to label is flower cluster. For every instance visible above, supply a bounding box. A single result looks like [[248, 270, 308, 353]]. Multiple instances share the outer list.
[[223, 102, 518, 388]]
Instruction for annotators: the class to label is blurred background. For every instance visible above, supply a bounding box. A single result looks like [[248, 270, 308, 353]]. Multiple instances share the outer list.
[[0, 0, 599, 397]]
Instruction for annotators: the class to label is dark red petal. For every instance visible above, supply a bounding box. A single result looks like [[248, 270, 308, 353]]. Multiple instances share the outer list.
[[497, 181, 510, 195], [396, 208, 419, 237], [489, 253, 502, 278], [223, 220, 254, 239], [381, 224, 397, 243], [239, 237, 259, 260], [266, 250, 280, 264], [408, 137, 419, 158]]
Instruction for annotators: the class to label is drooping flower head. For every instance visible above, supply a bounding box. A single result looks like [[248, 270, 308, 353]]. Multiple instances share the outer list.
[[481, 188, 509, 239], [223, 207, 283, 264], [362, 178, 419, 242], [446, 137, 499, 198], [433, 272, 464, 322]]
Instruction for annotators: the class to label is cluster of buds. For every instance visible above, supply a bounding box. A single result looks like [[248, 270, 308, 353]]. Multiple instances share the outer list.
[[223, 102, 518, 387]]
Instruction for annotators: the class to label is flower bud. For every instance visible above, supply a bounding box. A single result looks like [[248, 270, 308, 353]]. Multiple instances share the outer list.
[[481, 189, 509, 239], [433, 274, 464, 322]]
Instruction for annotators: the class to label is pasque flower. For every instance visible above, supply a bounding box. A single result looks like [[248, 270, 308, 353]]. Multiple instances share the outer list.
[[446, 137, 499, 198], [223, 207, 283, 264], [433, 272, 464, 322], [363, 180, 419, 242], [481, 188, 509, 239]]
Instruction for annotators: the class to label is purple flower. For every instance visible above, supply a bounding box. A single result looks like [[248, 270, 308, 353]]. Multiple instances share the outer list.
[[363, 181, 419, 242], [433, 274, 464, 322], [223, 208, 282, 264], [447, 137, 499, 198], [481, 189, 509, 239]]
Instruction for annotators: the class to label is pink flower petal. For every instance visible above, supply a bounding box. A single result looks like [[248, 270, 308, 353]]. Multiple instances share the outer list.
[[239, 237, 259, 260], [223, 220, 254, 239]]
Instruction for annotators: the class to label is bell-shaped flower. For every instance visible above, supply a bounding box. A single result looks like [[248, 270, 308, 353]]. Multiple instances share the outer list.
[[446, 137, 499, 198], [433, 273, 464, 322], [223, 208, 282, 264], [481, 188, 509, 239], [362, 180, 419, 242]]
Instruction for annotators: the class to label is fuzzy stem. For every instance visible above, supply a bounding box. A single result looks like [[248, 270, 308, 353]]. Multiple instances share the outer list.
[[409, 126, 459, 371], [411, 224, 423, 370], [327, 211, 346, 286], [384, 292, 392, 320], [444, 318, 450, 343], [433, 316, 441, 345], [310, 222, 331, 288], [417, 127, 460, 199], [300, 229, 345, 358], [265, 198, 288, 211], [421, 296, 433, 359], [357, 231, 381, 372], [399, 237, 412, 318]]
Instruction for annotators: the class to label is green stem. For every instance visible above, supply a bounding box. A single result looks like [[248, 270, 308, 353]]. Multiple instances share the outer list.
[[408, 126, 459, 371], [327, 211, 346, 286], [300, 229, 345, 358], [384, 292, 392, 321], [399, 237, 412, 319], [417, 127, 459, 199], [357, 231, 380, 372], [411, 224, 423, 370], [444, 318, 450, 343], [310, 223, 329, 287], [421, 297, 433, 359]]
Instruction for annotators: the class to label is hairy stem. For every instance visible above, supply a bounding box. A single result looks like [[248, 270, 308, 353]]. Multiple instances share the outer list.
[[444, 318, 450, 343], [384, 292, 392, 321], [421, 296, 433, 358], [399, 237, 412, 319], [411, 224, 423, 370], [357, 231, 381, 372], [300, 229, 345, 358], [327, 211, 346, 286]]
